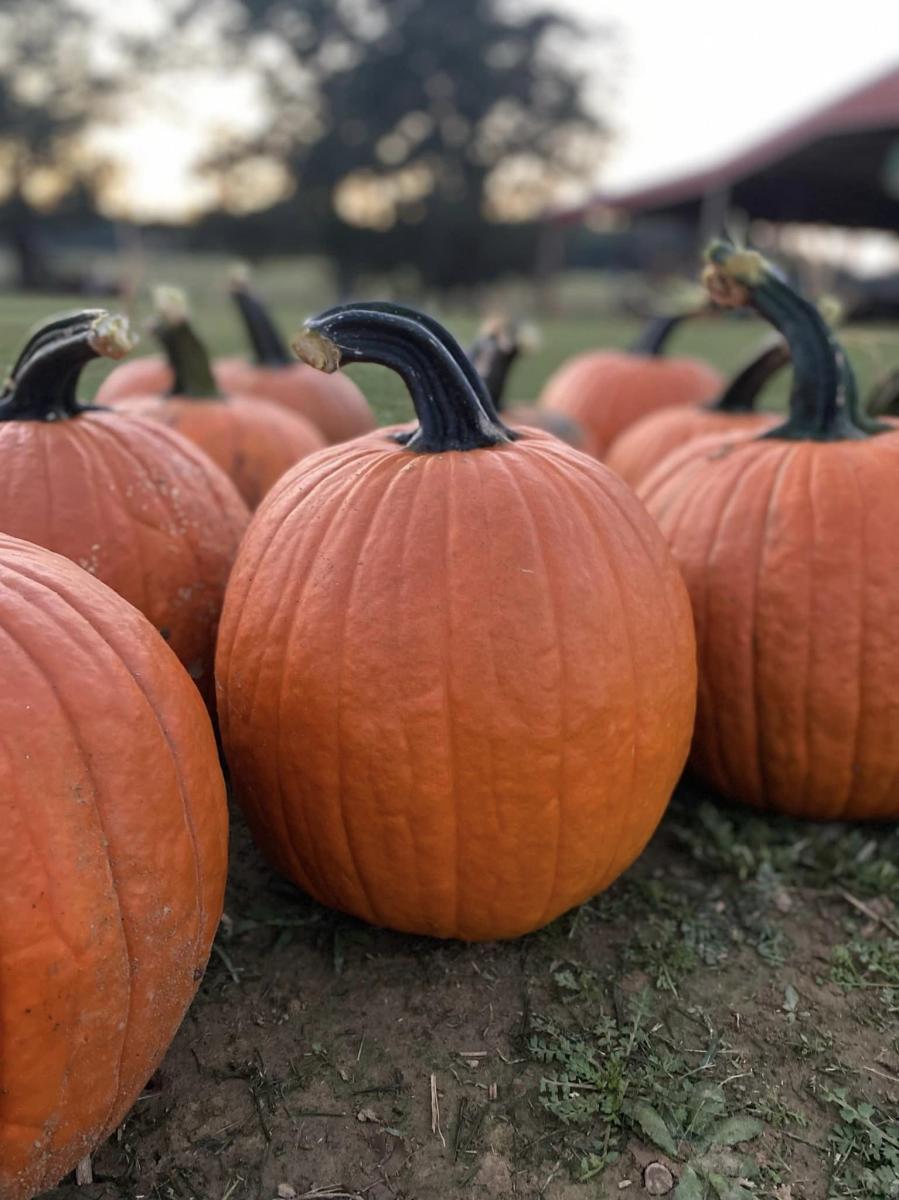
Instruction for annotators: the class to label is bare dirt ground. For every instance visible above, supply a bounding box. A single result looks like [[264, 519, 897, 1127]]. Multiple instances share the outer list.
[[48, 782, 899, 1200]]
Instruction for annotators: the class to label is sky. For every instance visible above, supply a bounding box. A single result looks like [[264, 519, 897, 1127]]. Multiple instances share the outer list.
[[554, 0, 898, 193], [91, 0, 899, 222]]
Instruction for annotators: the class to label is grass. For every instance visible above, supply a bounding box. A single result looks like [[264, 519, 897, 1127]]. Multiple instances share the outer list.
[[2, 253, 898, 426]]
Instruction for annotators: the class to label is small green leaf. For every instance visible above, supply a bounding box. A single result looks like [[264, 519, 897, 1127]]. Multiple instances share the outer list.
[[707, 1115, 765, 1147], [708, 1173, 755, 1200], [674, 1164, 705, 1200], [783, 983, 799, 1012], [629, 1100, 679, 1157]]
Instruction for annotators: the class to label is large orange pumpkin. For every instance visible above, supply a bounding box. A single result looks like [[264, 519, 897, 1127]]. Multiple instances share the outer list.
[[539, 312, 724, 457], [216, 302, 697, 941], [0, 310, 249, 703], [117, 290, 326, 509], [0, 533, 228, 1200], [216, 277, 376, 443], [639, 242, 899, 820], [605, 337, 789, 487], [468, 318, 600, 456]]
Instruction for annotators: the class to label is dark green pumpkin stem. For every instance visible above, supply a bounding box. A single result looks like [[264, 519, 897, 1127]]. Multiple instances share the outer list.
[[5, 309, 108, 387], [702, 241, 885, 441], [152, 291, 220, 399], [629, 313, 687, 356], [292, 303, 512, 454], [0, 311, 134, 422], [231, 277, 292, 367], [705, 337, 791, 413], [866, 365, 899, 418], [468, 323, 519, 411]]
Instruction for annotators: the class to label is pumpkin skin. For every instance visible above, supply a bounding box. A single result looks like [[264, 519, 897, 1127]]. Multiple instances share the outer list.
[[121, 392, 326, 509], [605, 339, 789, 487], [0, 533, 227, 1200], [216, 303, 697, 941], [115, 300, 326, 509], [0, 312, 249, 703], [220, 280, 376, 443], [94, 354, 171, 405], [639, 242, 899, 820], [538, 315, 723, 457]]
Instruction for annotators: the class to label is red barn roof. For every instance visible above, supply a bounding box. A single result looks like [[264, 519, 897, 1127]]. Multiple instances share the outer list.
[[558, 63, 899, 229]]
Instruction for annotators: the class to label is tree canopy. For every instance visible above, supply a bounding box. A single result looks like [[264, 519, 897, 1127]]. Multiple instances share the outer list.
[[0, 0, 610, 291]]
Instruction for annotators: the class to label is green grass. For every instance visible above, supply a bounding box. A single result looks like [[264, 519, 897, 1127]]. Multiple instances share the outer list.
[[2, 255, 898, 427]]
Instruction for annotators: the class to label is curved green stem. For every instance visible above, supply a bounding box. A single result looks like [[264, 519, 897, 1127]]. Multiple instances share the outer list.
[[705, 337, 790, 413], [468, 324, 519, 411], [0, 311, 134, 421], [155, 319, 220, 399], [293, 303, 512, 454], [629, 313, 687, 356], [5, 309, 108, 387], [231, 280, 292, 367], [703, 241, 882, 441]]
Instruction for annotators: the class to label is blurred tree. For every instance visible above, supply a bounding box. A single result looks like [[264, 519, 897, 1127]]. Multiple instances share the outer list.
[[212, 0, 609, 290], [0, 0, 121, 289]]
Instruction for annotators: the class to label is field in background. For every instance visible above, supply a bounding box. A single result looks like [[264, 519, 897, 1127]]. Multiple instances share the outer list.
[[8, 256, 899, 1200], [3, 256, 898, 424]]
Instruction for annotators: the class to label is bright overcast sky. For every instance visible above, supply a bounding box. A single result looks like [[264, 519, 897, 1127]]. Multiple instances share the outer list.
[[556, 0, 898, 192]]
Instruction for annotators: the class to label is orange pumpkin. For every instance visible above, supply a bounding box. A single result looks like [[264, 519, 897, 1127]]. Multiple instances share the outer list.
[[468, 318, 600, 456], [216, 303, 696, 941], [117, 289, 326, 509], [0, 310, 249, 703], [539, 313, 723, 457], [605, 337, 789, 486], [216, 277, 376, 443], [0, 533, 227, 1200], [639, 241, 899, 820], [94, 354, 171, 405]]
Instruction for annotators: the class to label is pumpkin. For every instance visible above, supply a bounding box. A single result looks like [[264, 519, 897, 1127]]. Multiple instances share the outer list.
[[0, 310, 249, 703], [468, 318, 600, 456], [639, 241, 899, 820], [538, 312, 724, 456], [94, 354, 171, 405], [216, 302, 697, 941], [116, 289, 326, 509], [0, 533, 227, 1200], [216, 274, 376, 443], [605, 337, 789, 486]]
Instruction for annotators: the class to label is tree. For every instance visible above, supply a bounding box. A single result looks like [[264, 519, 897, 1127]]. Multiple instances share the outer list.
[[0, 0, 121, 288], [213, 0, 609, 290]]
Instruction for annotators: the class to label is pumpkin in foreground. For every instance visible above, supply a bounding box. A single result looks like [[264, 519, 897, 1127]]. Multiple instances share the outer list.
[[640, 241, 899, 820], [538, 311, 724, 457], [216, 302, 697, 941], [605, 336, 789, 486], [0, 535, 227, 1200], [116, 288, 325, 509], [215, 272, 376, 443], [0, 310, 249, 703]]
